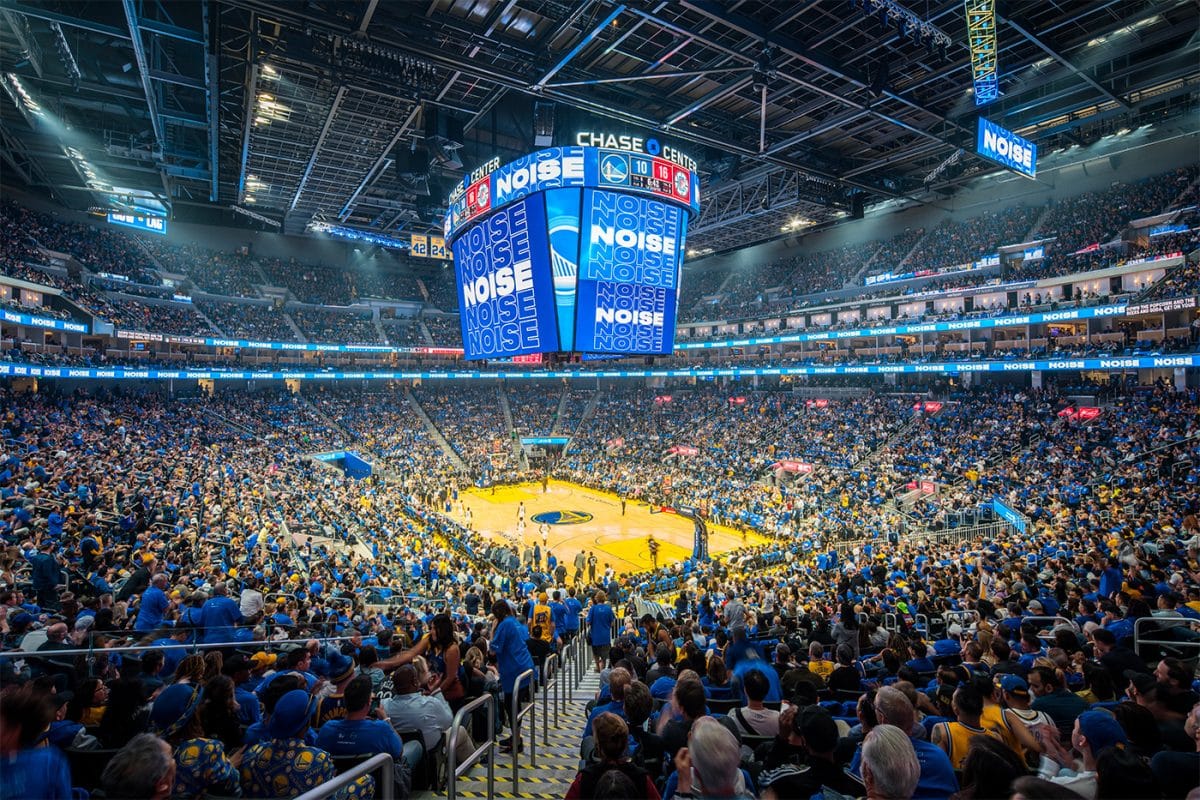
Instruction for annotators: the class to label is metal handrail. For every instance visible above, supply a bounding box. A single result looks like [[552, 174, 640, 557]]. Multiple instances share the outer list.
[[541, 652, 560, 742], [511, 667, 536, 793], [447, 692, 495, 800], [293, 752, 393, 800], [1133, 615, 1200, 658], [0, 633, 362, 664]]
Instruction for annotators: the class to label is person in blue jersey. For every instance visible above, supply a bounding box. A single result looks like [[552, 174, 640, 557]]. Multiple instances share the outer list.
[[489, 598, 535, 755], [135, 572, 173, 632], [316, 675, 419, 794], [587, 589, 616, 672], [199, 581, 243, 644], [0, 685, 72, 800], [563, 587, 583, 642]]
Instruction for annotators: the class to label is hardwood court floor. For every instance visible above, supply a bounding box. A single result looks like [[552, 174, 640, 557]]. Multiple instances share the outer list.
[[447, 479, 770, 576]]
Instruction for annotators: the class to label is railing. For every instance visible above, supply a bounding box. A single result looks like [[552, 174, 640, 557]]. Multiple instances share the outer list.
[[1133, 616, 1200, 659], [0, 634, 362, 673], [541, 653, 560, 743], [294, 752, 393, 800], [511, 667, 537, 793], [447, 693, 496, 800]]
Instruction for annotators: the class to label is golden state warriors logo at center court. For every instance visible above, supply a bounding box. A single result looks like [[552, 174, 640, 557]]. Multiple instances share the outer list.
[[533, 510, 594, 525]]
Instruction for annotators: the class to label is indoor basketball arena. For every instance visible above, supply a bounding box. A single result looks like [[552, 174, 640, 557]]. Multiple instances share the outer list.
[[0, 2, 1198, 799]]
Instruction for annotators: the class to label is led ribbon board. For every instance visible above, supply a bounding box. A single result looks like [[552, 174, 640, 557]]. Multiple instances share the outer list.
[[977, 118, 1037, 178], [106, 211, 166, 235], [965, 0, 998, 105], [444, 145, 699, 360]]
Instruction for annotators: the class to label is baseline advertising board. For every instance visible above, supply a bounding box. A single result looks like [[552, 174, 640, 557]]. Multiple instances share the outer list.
[[446, 145, 698, 360]]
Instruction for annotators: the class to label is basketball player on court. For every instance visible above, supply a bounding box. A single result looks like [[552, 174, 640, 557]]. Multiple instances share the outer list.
[[517, 501, 525, 524]]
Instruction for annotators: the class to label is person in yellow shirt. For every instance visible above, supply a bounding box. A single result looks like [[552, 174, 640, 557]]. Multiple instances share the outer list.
[[807, 641, 835, 682], [530, 591, 554, 642]]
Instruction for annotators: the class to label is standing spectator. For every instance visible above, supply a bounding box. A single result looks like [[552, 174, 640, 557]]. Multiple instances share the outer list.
[[135, 573, 172, 633], [490, 599, 535, 754], [199, 582, 243, 644], [833, 601, 862, 660], [587, 591, 616, 672], [28, 540, 62, 612]]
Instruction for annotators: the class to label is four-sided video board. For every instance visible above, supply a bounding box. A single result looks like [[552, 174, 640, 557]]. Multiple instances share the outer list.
[[444, 144, 700, 360]]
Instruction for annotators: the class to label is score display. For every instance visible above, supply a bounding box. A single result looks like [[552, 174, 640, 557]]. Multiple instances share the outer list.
[[446, 146, 698, 360]]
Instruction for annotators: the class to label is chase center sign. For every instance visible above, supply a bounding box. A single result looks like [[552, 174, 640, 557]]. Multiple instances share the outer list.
[[444, 134, 700, 360]]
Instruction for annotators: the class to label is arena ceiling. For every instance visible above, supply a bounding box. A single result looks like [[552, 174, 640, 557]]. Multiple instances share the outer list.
[[1, 0, 1197, 254]]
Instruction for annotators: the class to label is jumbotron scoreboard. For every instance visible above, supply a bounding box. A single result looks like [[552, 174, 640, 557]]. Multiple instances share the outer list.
[[443, 135, 700, 360]]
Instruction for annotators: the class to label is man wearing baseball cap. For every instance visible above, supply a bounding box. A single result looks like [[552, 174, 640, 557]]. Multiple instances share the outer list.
[[1037, 709, 1129, 798]]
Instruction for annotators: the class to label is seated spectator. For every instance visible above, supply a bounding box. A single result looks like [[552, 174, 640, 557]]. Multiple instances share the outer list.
[[240, 688, 370, 798], [860, 724, 923, 800], [703, 657, 733, 700], [316, 675, 418, 796], [623, 680, 665, 777], [0, 685, 71, 800], [850, 685, 959, 799], [809, 641, 835, 681], [565, 712, 660, 799], [45, 689, 100, 750], [728, 666, 779, 738], [1029, 667, 1088, 740], [99, 733, 177, 800], [1036, 710, 1128, 798], [1149, 699, 1200, 798], [149, 683, 241, 798], [828, 643, 864, 693], [383, 663, 474, 765], [673, 716, 754, 799], [954, 735, 1030, 800], [933, 685, 995, 770]]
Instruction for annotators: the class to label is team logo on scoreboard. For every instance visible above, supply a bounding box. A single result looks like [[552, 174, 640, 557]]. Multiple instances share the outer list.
[[674, 170, 690, 199], [599, 153, 630, 185], [532, 510, 594, 526]]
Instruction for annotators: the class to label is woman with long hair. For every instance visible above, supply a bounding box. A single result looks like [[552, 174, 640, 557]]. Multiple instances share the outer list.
[[96, 678, 151, 748], [376, 612, 465, 707], [69, 677, 108, 727], [199, 674, 242, 752]]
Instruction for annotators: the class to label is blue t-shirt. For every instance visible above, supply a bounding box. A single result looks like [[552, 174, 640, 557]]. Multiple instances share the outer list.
[[199, 595, 244, 643], [316, 718, 403, 759], [0, 746, 72, 800], [587, 604, 615, 646], [491, 616, 534, 693], [136, 585, 170, 632], [564, 598, 582, 630]]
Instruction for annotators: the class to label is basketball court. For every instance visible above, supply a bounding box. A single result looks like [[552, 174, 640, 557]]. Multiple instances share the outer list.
[[446, 479, 770, 576]]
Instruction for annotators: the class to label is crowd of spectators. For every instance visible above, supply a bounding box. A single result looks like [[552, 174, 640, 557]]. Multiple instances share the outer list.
[[136, 238, 266, 298], [421, 316, 459, 346], [291, 309, 382, 345], [102, 298, 215, 337], [0, 373, 1196, 799], [197, 302, 300, 342], [382, 319, 424, 347]]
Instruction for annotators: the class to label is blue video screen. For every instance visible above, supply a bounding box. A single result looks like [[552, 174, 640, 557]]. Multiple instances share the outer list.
[[452, 194, 559, 360], [574, 189, 685, 355]]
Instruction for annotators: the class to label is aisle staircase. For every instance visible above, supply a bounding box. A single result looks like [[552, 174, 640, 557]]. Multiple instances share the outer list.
[[416, 640, 601, 800]]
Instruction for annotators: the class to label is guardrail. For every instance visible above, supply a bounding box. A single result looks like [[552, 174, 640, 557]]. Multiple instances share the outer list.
[[511, 667, 537, 793], [1134, 616, 1200, 659], [541, 652, 560, 743], [293, 752, 394, 800], [447, 693, 495, 800]]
